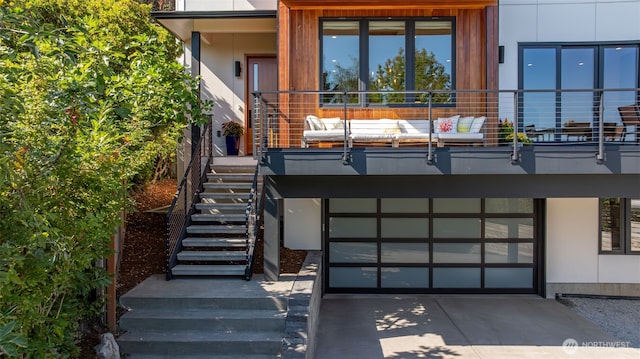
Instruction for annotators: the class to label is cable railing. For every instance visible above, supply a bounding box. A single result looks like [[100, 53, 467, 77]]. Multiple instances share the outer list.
[[251, 89, 640, 163], [244, 163, 264, 281], [165, 121, 212, 280]]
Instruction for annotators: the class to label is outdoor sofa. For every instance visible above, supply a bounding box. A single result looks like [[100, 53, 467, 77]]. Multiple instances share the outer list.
[[302, 115, 486, 148]]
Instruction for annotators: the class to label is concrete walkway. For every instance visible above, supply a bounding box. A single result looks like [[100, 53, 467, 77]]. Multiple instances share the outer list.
[[315, 295, 640, 358]]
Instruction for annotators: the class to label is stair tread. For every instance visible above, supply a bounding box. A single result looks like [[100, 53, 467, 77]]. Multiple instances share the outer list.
[[177, 251, 246, 260], [128, 356, 273, 359], [203, 182, 252, 188], [121, 309, 285, 320], [118, 330, 282, 342], [200, 192, 250, 198], [171, 265, 245, 276], [182, 238, 247, 247], [192, 213, 246, 220]]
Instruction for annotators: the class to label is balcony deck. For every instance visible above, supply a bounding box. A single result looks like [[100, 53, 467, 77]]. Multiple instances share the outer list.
[[251, 89, 640, 181]]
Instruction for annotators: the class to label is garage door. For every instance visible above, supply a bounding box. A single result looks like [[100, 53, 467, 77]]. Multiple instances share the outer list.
[[325, 198, 540, 293]]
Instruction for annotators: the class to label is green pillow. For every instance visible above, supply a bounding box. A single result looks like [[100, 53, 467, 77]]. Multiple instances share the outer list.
[[457, 116, 474, 133]]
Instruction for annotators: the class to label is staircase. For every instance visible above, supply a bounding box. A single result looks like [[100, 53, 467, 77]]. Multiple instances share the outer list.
[[117, 275, 288, 358], [170, 163, 257, 278]]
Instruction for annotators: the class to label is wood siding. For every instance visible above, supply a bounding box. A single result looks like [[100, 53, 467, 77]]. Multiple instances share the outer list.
[[277, 4, 498, 146]]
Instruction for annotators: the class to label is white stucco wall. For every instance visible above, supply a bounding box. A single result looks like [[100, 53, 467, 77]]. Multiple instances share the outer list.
[[546, 198, 640, 285], [284, 199, 323, 250], [499, 0, 640, 90], [198, 33, 276, 155], [185, 0, 277, 11]]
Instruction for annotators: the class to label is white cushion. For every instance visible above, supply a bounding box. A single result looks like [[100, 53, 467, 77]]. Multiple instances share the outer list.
[[305, 115, 325, 131], [320, 117, 344, 130], [436, 115, 460, 133], [397, 119, 431, 134], [470, 116, 486, 133], [303, 130, 346, 140]]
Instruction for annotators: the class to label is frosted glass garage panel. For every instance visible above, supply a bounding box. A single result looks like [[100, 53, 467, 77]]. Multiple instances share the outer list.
[[485, 218, 534, 239], [433, 218, 481, 238], [381, 243, 429, 263], [329, 218, 377, 238], [485, 268, 533, 288], [329, 198, 377, 213], [485, 198, 533, 213], [381, 267, 429, 288], [330, 242, 377, 263], [485, 243, 534, 263], [381, 218, 429, 238], [433, 198, 481, 213], [433, 243, 481, 263], [433, 268, 480, 288], [330, 267, 377, 288], [381, 198, 429, 213]]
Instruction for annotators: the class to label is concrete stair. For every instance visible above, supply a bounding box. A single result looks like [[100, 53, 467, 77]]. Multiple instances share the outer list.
[[118, 274, 290, 358], [169, 161, 257, 278]]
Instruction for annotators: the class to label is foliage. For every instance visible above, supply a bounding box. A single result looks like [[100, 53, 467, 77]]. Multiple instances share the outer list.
[[499, 118, 532, 145], [322, 49, 451, 104], [0, 1, 209, 357], [221, 121, 244, 137]]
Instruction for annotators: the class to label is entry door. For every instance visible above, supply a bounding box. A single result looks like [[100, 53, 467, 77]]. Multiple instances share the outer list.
[[325, 198, 540, 294], [246, 57, 277, 155]]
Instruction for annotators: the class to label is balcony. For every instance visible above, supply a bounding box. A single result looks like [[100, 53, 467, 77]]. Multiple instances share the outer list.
[[250, 89, 640, 177]]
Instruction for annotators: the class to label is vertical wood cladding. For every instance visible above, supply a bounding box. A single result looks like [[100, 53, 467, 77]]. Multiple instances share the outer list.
[[277, 6, 497, 144]]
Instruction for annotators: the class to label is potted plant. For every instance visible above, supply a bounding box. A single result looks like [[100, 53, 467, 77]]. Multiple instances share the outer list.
[[221, 121, 244, 155]]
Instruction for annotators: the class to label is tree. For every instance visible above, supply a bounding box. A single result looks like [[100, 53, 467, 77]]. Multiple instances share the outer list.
[[0, 1, 209, 356], [369, 48, 451, 104]]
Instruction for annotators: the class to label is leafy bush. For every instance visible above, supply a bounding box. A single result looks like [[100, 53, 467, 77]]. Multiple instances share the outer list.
[[0, 1, 210, 356]]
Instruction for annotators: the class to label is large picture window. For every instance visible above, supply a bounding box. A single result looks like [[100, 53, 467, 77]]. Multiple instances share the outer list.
[[321, 18, 454, 105], [600, 198, 640, 254], [519, 43, 640, 142]]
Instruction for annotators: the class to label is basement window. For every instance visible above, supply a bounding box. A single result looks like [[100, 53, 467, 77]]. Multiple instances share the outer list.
[[600, 198, 640, 254]]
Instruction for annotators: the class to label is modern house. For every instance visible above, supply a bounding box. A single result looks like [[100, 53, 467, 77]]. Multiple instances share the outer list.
[[153, 0, 640, 298]]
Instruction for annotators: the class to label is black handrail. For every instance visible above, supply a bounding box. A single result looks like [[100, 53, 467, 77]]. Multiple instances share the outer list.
[[244, 163, 264, 280], [165, 121, 212, 280]]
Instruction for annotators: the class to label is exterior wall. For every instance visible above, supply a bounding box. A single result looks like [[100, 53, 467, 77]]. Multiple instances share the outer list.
[[499, 0, 640, 90], [198, 33, 276, 156], [284, 199, 322, 250], [184, 0, 277, 11], [546, 198, 640, 298]]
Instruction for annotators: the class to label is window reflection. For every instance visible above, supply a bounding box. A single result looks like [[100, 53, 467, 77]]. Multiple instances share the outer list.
[[415, 21, 452, 104], [322, 21, 360, 104], [522, 48, 557, 136], [369, 21, 406, 104]]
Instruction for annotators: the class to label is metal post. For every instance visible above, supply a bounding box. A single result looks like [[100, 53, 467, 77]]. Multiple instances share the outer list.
[[427, 92, 434, 164], [596, 90, 605, 163], [342, 92, 349, 164], [511, 91, 519, 163]]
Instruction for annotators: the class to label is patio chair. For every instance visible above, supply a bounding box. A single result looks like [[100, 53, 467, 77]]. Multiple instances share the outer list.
[[617, 105, 640, 142]]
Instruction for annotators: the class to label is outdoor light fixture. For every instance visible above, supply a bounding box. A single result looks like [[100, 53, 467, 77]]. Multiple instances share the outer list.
[[498, 45, 505, 64], [235, 61, 242, 77]]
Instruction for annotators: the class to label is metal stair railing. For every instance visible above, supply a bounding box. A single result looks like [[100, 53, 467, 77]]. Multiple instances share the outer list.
[[244, 163, 264, 281], [165, 121, 212, 280]]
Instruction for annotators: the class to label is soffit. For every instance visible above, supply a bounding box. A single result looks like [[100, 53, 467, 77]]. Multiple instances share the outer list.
[[153, 11, 277, 41], [280, 0, 497, 9]]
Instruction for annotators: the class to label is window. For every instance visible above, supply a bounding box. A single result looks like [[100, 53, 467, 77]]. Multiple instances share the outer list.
[[600, 198, 640, 254], [519, 43, 640, 141], [321, 18, 454, 105]]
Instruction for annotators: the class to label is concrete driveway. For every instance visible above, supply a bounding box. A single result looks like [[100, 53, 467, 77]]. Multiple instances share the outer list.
[[315, 295, 640, 358]]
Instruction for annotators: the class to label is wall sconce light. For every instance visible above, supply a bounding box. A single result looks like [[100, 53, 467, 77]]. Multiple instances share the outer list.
[[235, 61, 242, 77], [498, 46, 505, 64]]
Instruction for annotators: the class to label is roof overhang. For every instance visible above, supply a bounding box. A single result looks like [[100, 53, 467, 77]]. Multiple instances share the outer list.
[[280, 0, 497, 9], [151, 11, 277, 42]]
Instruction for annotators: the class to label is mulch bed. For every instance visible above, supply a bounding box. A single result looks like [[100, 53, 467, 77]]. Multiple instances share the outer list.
[[77, 179, 306, 358]]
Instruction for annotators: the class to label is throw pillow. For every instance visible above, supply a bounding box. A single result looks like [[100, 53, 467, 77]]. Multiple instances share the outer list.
[[457, 116, 474, 133], [470, 116, 486, 133], [436, 115, 460, 133]]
